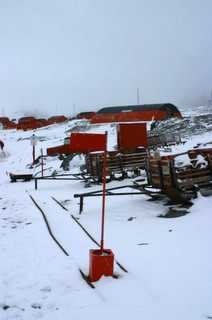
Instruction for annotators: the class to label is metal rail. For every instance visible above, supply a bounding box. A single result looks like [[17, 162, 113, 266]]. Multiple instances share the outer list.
[[51, 196, 128, 273], [29, 195, 125, 289], [34, 173, 91, 190], [29, 195, 69, 256], [29, 194, 95, 289]]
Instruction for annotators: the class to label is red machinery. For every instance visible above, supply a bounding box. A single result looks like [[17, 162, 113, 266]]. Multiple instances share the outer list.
[[48, 131, 115, 282], [117, 123, 147, 150], [69, 133, 107, 153], [47, 123, 148, 181], [46, 144, 70, 156], [47, 133, 108, 156]]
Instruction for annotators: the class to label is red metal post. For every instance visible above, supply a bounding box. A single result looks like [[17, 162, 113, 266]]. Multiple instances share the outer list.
[[100, 132, 107, 253], [88, 131, 114, 282]]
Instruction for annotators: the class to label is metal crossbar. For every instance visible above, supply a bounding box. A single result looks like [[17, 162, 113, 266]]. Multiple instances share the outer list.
[[74, 184, 147, 214], [34, 173, 90, 190]]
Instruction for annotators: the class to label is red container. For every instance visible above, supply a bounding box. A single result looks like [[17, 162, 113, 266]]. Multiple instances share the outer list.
[[118, 123, 147, 150], [47, 144, 70, 156], [89, 249, 114, 282], [69, 133, 106, 153]]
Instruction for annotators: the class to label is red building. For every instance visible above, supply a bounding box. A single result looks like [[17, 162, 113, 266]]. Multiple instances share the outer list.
[[91, 103, 182, 124]]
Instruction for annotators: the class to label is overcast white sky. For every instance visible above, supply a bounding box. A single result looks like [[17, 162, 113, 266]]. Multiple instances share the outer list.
[[0, 0, 212, 116]]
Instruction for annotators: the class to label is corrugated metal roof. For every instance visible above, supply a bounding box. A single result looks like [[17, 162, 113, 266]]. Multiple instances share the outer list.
[[97, 103, 179, 114]]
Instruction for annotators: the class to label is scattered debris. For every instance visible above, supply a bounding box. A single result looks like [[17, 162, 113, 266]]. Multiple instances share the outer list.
[[159, 207, 189, 218], [137, 242, 149, 246], [151, 113, 212, 138], [40, 286, 51, 293], [9, 172, 33, 182], [128, 216, 136, 221], [2, 304, 10, 310], [31, 303, 42, 309]]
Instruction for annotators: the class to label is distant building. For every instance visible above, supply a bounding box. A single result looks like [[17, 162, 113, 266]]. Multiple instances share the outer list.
[[91, 103, 182, 124], [76, 112, 96, 120]]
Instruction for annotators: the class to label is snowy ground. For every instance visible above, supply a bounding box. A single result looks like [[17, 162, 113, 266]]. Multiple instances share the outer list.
[[0, 115, 212, 320]]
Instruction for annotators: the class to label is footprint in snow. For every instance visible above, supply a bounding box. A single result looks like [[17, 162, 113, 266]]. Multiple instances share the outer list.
[[40, 286, 51, 293]]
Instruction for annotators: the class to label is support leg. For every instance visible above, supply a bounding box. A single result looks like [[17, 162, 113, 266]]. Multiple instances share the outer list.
[[79, 196, 84, 214]]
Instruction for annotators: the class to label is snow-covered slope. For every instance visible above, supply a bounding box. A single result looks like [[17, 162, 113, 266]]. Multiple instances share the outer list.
[[0, 117, 212, 320]]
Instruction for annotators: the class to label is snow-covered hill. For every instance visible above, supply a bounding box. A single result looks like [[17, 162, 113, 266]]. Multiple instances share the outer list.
[[0, 116, 212, 320]]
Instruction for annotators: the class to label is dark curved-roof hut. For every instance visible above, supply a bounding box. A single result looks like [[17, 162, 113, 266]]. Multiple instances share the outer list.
[[91, 103, 182, 124]]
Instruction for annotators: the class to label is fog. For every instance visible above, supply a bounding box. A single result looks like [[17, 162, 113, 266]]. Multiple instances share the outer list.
[[0, 0, 212, 117]]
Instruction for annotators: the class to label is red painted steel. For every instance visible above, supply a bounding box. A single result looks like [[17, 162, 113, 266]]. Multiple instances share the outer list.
[[48, 115, 68, 124], [69, 133, 106, 153], [118, 123, 147, 150], [18, 116, 35, 124], [100, 132, 108, 253], [1, 115, 68, 130], [76, 112, 96, 119], [91, 110, 182, 124], [89, 249, 114, 282], [0, 117, 10, 126], [87, 132, 115, 282], [47, 144, 70, 156], [4, 121, 17, 129], [0, 117, 16, 129], [47, 133, 107, 156], [100, 148, 106, 253], [0, 117, 10, 122], [17, 119, 51, 130]]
